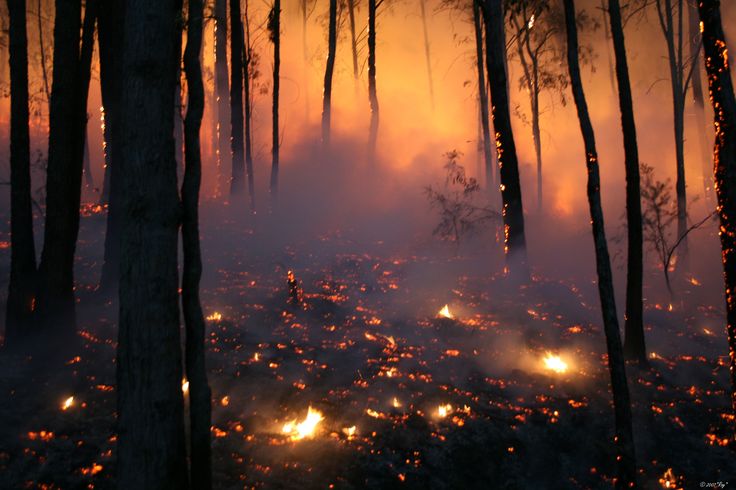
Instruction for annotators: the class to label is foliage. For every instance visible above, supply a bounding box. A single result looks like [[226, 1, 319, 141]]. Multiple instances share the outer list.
[[424, 151, 499, 253]]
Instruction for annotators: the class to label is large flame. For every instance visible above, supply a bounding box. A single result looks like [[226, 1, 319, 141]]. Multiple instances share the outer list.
[[437, 403, 453, 418], [282, 406, 324, 441], [437, 304, 454, 319], [542, 353, 568, 374]]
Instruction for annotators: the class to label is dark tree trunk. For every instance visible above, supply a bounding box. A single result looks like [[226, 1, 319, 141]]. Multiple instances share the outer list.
[[697, 0, 736, 427], [215, 0, 230, 197], [419, 0, 434, 110], [270, 0, 281, 203], [479, 0, 528, 279], [37, 0, 50, 103], [243, 3, 255, 212], [116, 0, 188, 487], [83, 124, 93, 189], [5, 0, 37, 346], [473, 0, 493, 191], [687, 0, 713, 206], [98, 0, 124, 293], [563, 1, 637, 486], [367, 0, 379, 162], [36, 0, 95, 334], [609, 0, 646, 364], [348, 0, 358, 81], [322, 0, 337, 148], [182, 0, 212, 486], [230, 0, 245, 196]]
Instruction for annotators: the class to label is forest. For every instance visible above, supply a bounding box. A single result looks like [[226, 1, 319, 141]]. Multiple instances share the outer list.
[[0, 0, 735, 488]]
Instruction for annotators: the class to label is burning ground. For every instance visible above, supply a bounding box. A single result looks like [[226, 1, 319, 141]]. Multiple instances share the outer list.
[[0, 203, 734, 489]]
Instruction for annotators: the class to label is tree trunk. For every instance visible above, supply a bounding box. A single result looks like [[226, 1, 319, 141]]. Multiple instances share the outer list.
[[83, 124, 94, 189], [367, 0, 379, 162], [183, 0, 212, 486], [419, 0, 434, 110], [230, 0, 245, 196], [5, 0, 37, 346], [697, 0, 736, 429], [563, 1, 637, 486], [687, 0, 714, 207], [479, 0, 529, 279], [609, 0, 646, 364], [531, 75, 542, 212], [243, 3, 255, 212], [348, 0, 358, 81], [322, 0, 337, 148], [270, 0, 281, 203], [100, 106, 111, 204], [36, 0, 93, 334], [473, 0, 493, 191], [98, 0, 124, 293], [214, 0, 229, 198], [37, 0, 50, 103], [116, 0, 188, 487]]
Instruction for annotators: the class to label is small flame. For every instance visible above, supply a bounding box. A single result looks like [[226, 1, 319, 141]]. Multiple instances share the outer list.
[[542, 353, 568, 374], [437, 403, 453, 418], [61, 396, 74, 411], [437, 304, 454, 319], [342, 426, 356, 439], [206, 311, 222, 322], [392, 397, 402, 408], [282, 406, 324, 441], [527, 14, 535, 29], [182, 379, 189, 394]]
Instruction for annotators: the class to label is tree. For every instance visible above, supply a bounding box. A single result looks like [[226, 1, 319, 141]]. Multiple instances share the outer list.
[[563, 0, 637, 485], [420, 0, 435, 109], [269, 0, 281, 203], [697, 0, 736, 422], [654, 0, 700, 267], [478, 0, 529, 279], [608, 0, 645, 364], [116, 0, 188, 486], [348, 0, 359, 81], [506, 0, 566, 213], [472, 0, 494, 191], [230, 0, 246, 196], [686, 0, 713, 207], [5, 0, 37, 346], [322, 0, 338, 147], [214, 0, 230, 197], [36, 0, 96, 334], [243, 0, 256, 212], [98, 0, 125, 293], [183, 0, 213, 485], [367, 0, 380, 161]]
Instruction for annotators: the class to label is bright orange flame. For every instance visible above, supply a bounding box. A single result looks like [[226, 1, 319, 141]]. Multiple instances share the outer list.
[[206, 311, 222, 322], [437, 304, 453, 319], [282, 406, 324, 441], [61, 396, 74, 411], [542, 353, 568, 374], [437, 403, 453, 418]]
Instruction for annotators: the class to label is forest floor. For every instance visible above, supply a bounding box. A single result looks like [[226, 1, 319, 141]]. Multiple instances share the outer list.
[[0, 204, 734, 489]]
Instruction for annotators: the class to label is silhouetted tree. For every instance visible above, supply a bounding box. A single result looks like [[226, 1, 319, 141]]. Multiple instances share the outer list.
[[563, 0, 637, 485], [183, 0, 213, 485], [348, 0, 359, 80], [608, 0, 645, 364], [479, 0, 529, 279], [116, 0, 188, 486], [420, 0, 435, 109], [243, 0, 256, 212], [322, 0, 338, 147], [230, 0, 246, 196], [697, 0, 736, 421], [5, 0, 37, 345], [367, 0, 380, 161], [269, 0, 281, 203], [98, 0, 124, 293], [473, 0, 494, 190], [36, 0, 96, 335], [215, 0, 230, 197]]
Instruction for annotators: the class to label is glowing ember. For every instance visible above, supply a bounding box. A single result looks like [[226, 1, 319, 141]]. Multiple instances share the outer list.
[[437, 404, 453, 418], [61, 396, 74, 411], [658, 468, 681, 489], [282, 406, 324, 441], [182, 379, 189, 394], [206, 311, 222, 322], [437, 304, 454, 319], [342, 426, 356, 439], [221, 396, 230, 406], [542, 353, 568, 374], [392, 397, 402, 408]]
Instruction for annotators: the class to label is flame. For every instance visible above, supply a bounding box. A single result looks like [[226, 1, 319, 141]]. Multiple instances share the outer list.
[[658, 468, 681, 489], [437, 403, 453, 418], [392, 397, 402, 408], [542, 353, 568, 374], [182, 379, 190, 394], [342, 426, 356, 439], [282, 406, 324, 441], [61, 396, 74, 411], [437, 304, 453, 319], [206, 311, 222, 322]]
